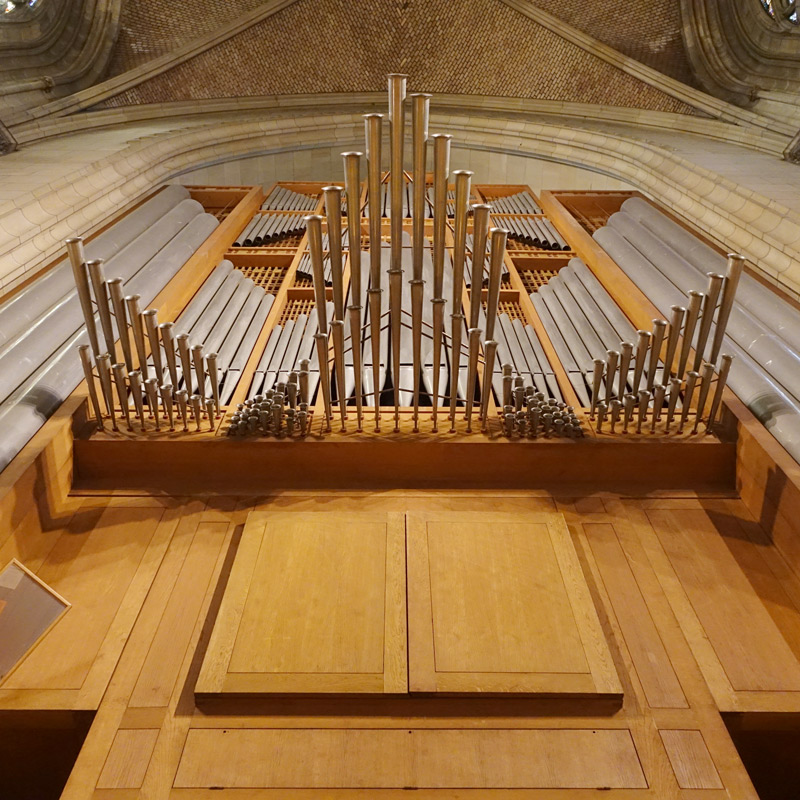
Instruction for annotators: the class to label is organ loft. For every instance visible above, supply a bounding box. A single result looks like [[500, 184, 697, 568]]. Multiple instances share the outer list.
[[1, 3, 800, 800]]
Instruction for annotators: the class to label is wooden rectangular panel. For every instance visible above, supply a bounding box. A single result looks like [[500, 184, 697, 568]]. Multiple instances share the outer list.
[[407, 511, 621, 697], [660, 729, 723, 790], [649, 509, 800, 692], [97, 729, 160, 789], [196, 511, 406, 695], [174, 728, 647, 789]]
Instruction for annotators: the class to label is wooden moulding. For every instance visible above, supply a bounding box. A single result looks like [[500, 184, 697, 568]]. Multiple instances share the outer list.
[[72, 434, 735, 494], [540, 189, 800, 576]]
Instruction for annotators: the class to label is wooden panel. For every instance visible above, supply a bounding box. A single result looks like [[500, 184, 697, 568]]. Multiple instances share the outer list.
[[649, 509, 800, 692], [173, 728, 647, 789], [407, 511, 621, 697], [660, 729, 723, 790], [96, 729, 159, 789], [2, 506, 163, 691], [197, 511, 407, 695]]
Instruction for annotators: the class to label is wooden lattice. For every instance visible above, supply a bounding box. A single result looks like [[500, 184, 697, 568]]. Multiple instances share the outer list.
[[484, 300, 526, 321], [293, 275, 313, 288], [236, 263, 289, 294], [278, 297, 316, 324], [518, 270, 557, 293]]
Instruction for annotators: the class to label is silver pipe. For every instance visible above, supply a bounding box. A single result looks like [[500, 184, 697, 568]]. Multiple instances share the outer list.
[[707, 354, 733, 431], [323, 186, 345, 321], [190, 394, 203, 431], [142, 309, 163, 381], [87, 259, 117, 357], [693, 363, 715, 434], [145, 378, 160, 431], [107, 278, 134, 372], [469, 204, 491, 327], [618, 341, 633, 398], [124, 294, 149, 378], [410, 277, 424, 431], [160, 384, 175, 431], [636, 389, 649, 434], [622, 393, 635, 434], [299, 358, 310, 405], [159, 322, 179, 388], [647, 319, 667, 391], [65, 237, 101, 357], [591, 358, 604, 418], [485, 228, 507, 341], [314, 332, 333, 431], [596, 402, 607, 433], [662, 305, 685, 382], [96, 353, 116, 429], [191, 344, 205, 401], [112, 362, 132, 430], [343, 151, 363, 297], [605, 350, 619, 403], [205, 397, 216, 431], [389, 255, 403, 429], [388, 74, 407, 277], [411, 94, 430, 283], [709, 254, 745, 366], [632, 330, 651, 393], [347, 305, 364, 431], [176, 333, 192, 394], [465, 327, 481, 431], [480, 339, 498, 428], [679, 371, 700, 433], [206, 352, 220, 416], [78, 344, 103, 428], [609, 398, 621, 433], [364, 113, 384, 270], [651, 384, 666, 431], [502, 364, 513, 407], [431, 134, 451, 301], [677, 290, 704, 379], [693, 272, 724, 371], [331, 319, 347, 430], [129, 370, 146, 430], [307, 215, 328, 335], [176, 389, 189, 431], [665, 377, 681, 432], [368, 286, 383, 428]]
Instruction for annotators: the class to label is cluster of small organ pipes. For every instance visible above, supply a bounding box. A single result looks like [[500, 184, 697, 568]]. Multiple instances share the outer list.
[[67, 238, 222, 434], [68, 73, 738, 441], [590, 254, 740, 435]]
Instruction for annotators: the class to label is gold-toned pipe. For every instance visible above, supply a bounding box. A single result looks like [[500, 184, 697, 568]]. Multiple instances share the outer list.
[[465, 327, 481, 432], [206, 352, 220, 416], [618, 341, 633, 398], [65, 237, 100, 356], [709, 254, 745, 366], [128, 370, 146, 430], [125, 294, 149, 379], [662, 304, 685, 382], [142, 309, 163, 380], [107, 278, 134, 372], [605, 349, 619, 403], [388, 74, 407, 279], [485, 228, 508, 341], [665, 377, 681, 432], [144, 378, 160, 431], [331, 319, 347, 431], [706, 354, 733, 431], [87, 259, 117, 357], [176, 389, 189, 432], [159, 322, 179, 388], [469, 204, 491, 329], [693, 363, 715, 434], [176, 332, 192, 394], [480, 339, 498, 428], [191, 344, 205, 399], [160, 384, 175, 431], [410, 277, 424, 431], [632, 329, 651, 393], [431, 133, 452, 300], [343, 152, 363, 304], [78, 344, 103, 428], [323, 186, 345, 322], [314, 332, 333, 432], [410, 93, 431, 282], [677, 290, 704, 379], [96, 353, 117, 429], [678, 370, 699, 433], [112, 362, 132, 431], [646, 319, 667, 391], [364, 113, 384, 275], [306, 214, 328, 335], [590, 358, 604, 418], [693, 272, 724, 371]]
